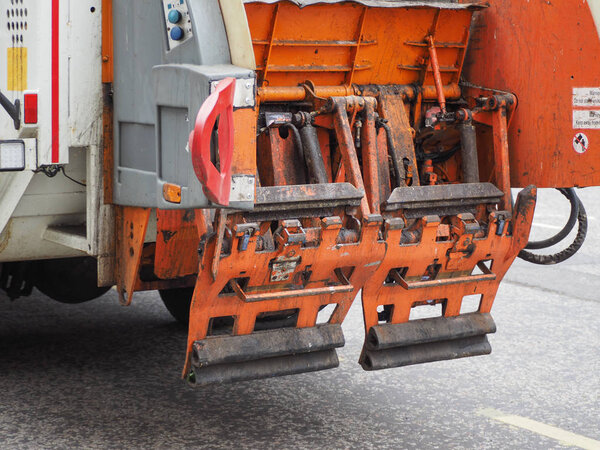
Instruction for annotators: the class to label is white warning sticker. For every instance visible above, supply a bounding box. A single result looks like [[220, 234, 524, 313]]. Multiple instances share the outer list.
[[573, 110, 600, 129], [573, 132, 589, 154], [573, 87, 600, 106]]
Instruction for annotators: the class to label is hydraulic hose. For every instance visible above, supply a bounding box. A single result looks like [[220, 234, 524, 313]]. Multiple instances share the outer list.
[[525, 188, 579, 250], [518, 188, 588, 265]]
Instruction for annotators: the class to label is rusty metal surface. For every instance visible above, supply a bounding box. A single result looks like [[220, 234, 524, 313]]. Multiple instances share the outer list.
[[299, 124, 329, 184], [184, 214, 386, 377], [366, 312, 495, 350], [384, 182, 503, 211], [190, 349, 340, 386], [115, 206, 151, 306], [192, 324, 344, 368], [154, 209, 200, 280], [361, 335, 492, 370], [459, 122, 479, 183], [254, 183, 364, 211], [189, 319, 345, 386], [378, 88, 420, 186], [360, 186, 537, 372]]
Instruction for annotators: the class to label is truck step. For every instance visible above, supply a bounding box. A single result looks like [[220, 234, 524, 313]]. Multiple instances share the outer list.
[[360, 313, 496, 370], [190, 324, 345, 386]]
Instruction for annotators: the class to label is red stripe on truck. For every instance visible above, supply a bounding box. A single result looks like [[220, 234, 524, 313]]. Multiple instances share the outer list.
[[51, 0, 59, 163]]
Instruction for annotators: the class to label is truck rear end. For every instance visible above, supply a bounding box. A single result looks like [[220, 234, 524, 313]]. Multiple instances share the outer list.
[[0, 0, 596, 386]]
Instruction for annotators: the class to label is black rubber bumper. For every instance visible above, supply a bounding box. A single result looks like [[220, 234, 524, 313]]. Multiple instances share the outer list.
[[190, 324, 345, 386], [360, 313, 496, 371]]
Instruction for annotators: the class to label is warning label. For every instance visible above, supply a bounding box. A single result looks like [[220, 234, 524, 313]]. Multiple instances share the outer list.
[[573, 87, 600, 106], [573, 132, 588, 154], [573, 110, 600, 129]]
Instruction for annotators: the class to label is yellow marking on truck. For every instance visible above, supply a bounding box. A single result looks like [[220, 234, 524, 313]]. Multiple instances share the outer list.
[[7, 47, 27, 91], [479, 408, 600, 450]]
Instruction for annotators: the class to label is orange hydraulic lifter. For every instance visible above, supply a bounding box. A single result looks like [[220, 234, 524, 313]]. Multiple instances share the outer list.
[[97, 0, 597, 386]]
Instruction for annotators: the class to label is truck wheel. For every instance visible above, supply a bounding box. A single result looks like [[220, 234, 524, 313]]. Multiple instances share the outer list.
[[34, 257, 111, 304], [159, 287, 193, 325]]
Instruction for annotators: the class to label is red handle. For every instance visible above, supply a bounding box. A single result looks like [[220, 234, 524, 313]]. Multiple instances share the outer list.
[[189, 77, 235, 206]]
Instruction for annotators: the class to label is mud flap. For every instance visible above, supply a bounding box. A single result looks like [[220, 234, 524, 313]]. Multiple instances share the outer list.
[[189, 324, 345, 386], [360, 313, 496, 370]]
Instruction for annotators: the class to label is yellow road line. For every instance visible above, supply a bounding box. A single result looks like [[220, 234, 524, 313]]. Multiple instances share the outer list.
[[479, 408, 600, 450]]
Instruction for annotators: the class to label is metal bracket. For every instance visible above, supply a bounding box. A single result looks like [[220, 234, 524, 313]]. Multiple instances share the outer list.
[[0, 90, 20, 130], [210, 77, 255, 108], [229, 174, 255, 203]]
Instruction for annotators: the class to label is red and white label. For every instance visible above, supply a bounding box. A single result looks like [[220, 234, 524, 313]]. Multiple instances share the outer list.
[[573, 132, 589, 154]]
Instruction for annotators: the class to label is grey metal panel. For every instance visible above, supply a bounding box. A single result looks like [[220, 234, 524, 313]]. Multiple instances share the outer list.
[[158, 107, 189, 185], [118, 123, 156, 172], [113, 0, 165, 206], [115, 168, 160, 207], [113, 1, 163, 125], [112, 0, 251, 209], [167, 0, 232, 65], [152, 64, 255, 210]]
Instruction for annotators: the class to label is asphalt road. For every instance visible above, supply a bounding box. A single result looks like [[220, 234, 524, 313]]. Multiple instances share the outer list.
[[1, 187, 599, 449]]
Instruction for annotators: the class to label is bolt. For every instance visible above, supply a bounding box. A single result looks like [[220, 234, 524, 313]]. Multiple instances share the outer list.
[[245, 81, 252, 89], [246, 193, 252, 199], [245, 97, 252, 104]]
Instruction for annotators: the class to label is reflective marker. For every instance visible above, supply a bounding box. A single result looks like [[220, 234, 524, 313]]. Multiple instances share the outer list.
[[24, 93, 38, 124]]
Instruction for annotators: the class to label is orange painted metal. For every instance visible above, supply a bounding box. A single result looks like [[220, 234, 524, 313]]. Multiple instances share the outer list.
[[258, 84, 462, 103], [427, 35, 447, 114], [101, 0, 113, 84], [231, 108, 258, 176], [361, 186, 536, 336], [490, 108, 512, 211], [361, 100, 381, 213], [184, 214, 386, 376], [101, 0, 114, 204], [245, 2, 479, 89], [331, 97, 372, 216], [115, 206, 151, 305], [464, 0, 600, 188], [377, 87, 420, 187], [154, 209, 201, 280], [257, 129, 307, 186]]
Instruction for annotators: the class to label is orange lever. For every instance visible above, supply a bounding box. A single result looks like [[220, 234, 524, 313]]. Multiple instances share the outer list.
[[189, 77, 236, 206], [427, 35, 446, 114]]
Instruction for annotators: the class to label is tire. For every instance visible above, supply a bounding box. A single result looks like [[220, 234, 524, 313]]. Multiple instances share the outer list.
[[159, 287, 193, 325], [34, 257, 111, 304]]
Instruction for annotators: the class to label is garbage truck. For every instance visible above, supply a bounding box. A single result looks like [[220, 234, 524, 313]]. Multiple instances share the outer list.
[[0, 0, 595, 385]]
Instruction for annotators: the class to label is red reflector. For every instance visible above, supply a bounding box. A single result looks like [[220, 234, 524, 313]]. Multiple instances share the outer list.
[[24, 93, 38, 124]]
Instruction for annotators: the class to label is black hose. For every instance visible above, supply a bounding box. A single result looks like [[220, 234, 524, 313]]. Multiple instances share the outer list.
[[525, 188, 579, 250], [518, 189, 587, 265]]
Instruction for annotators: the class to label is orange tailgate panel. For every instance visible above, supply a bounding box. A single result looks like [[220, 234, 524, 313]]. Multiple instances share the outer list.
[[464, 0, 600, 188]]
